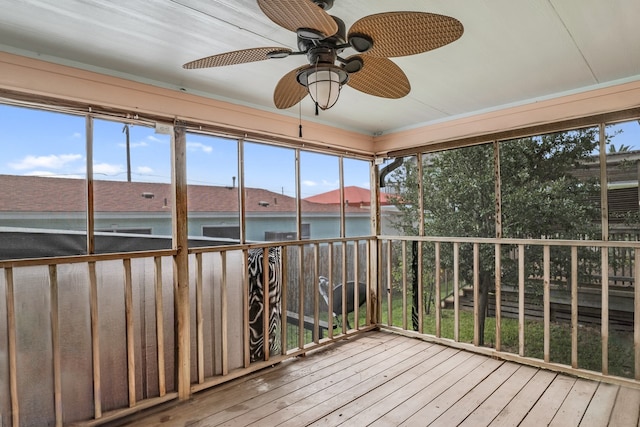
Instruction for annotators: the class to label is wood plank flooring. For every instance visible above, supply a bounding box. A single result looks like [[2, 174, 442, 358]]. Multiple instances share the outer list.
[[119, 331, 640, 426]]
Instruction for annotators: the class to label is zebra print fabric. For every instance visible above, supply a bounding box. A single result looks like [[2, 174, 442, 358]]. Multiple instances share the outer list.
[[247, 247, 282, 362]]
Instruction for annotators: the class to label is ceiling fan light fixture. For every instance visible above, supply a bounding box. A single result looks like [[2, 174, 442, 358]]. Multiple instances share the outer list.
[[297, 65, 348, 110]]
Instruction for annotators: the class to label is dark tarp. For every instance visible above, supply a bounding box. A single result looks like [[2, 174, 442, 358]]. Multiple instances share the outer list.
[[0, 231, 233, 260]]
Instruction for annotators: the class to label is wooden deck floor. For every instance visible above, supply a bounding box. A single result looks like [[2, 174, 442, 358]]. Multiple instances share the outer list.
[[121, 331, 640, 426]]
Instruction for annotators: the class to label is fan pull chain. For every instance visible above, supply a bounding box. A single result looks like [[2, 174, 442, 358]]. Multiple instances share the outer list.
[[299, 102, 303, 137]]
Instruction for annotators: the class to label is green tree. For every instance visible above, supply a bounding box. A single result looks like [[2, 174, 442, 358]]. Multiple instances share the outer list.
[[387, 129, 601, 345]]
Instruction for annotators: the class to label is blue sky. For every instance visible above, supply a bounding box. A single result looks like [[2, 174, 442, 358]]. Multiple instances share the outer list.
[[1, 104, 639, 198], [0, 104, 371, 198]]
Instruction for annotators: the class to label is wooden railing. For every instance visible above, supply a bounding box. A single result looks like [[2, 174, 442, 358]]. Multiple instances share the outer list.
[[0, 237, 376, 426], [0, 250, 178, 427], [187, 238, 377, 393], [10, 235, 637, 426], [378, 236, 640, 388]]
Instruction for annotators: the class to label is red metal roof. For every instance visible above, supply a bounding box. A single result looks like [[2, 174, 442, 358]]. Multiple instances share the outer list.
[[304, 185, 392, 206]]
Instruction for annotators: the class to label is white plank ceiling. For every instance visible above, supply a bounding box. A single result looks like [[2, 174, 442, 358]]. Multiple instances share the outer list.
[[1, 0, 639, 135]]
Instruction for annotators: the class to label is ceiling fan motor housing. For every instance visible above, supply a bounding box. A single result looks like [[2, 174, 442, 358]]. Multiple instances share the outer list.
[[312, 0, 334, 10]]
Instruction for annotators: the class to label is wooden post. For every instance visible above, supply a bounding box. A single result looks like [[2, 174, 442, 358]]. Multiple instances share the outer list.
[[88, 262, 102, 417], [342, 241, 347, 334], [495, 243, 501, 352], [263, 247, 271, 359], [402, 241, 408, 331], [494, 141, 503, 352], [280, 249, 288, 355], [543, 245, 550, 363], [242, 249, 251, 368], [328, 242, 334, 336], [297, 245, 305, 348], [434, 242, 441, 338], [5, 267, 19, 427], [314, 243, 320, 341], [454, 242, 460, 342], [238, 138, 246, 244], [416, 154, 424, 335], [417, 241, 423, 334], [154, 256, 166, 396], [221, 251, 228, 375], [295, 149, 302, 240], [353, 240, 360, 330], [172, 124, 190, 400], [387, 240, 392, 327], [518, 244, 525, 357], [599, 124, 609, 241], [473, 243, 480, 346], [195, 253, 204, 384], [370, 161, 380, 325], [601, 247, 609, 375], [376, 239, 382, 326], [49, 265, 63, 427], [339, 157, 346, 238], [86, 115, 95, 255], [635, 248, 640, 380], [123, 259, 136, 407], [571, 246, 578, 369]]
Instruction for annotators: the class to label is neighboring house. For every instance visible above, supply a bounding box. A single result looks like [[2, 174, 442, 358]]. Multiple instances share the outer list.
[[304, 185, 400, 234], [573, 150, 640, 225], [304, 185, 393, 206], [0, 175, 373, 258]]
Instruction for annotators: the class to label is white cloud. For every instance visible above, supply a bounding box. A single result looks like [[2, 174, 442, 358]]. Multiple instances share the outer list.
[[186, 142, 213, 153], [9, 153, 83, 170], [72, 132, 82, 139], [93, 162, 124, 176], [302, 180, 318, 187], [24, 171, 84, 179], [118, 141, 148, 148], [147, 135, 164, 143], [24, 170, 56, 177], [136, 166, 153, 174]]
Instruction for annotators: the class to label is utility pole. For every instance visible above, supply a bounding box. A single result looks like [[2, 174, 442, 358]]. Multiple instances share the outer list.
[[123, 124, 131, 182]]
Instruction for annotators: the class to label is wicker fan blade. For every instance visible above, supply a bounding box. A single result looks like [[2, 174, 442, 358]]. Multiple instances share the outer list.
[[346, 55, 410, 99], [257, 0, 338, 38], [183, 47, 292, 69], [274, 66, 309, 109], [348, 12, 463, 58]]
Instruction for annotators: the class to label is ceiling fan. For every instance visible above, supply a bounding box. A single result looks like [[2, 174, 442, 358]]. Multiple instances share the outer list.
[[183, 0, 463, 112]]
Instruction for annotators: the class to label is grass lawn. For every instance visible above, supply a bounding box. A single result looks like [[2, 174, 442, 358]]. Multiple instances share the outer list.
[[379, 295, 634, 379], [283, 294, 634, 379]]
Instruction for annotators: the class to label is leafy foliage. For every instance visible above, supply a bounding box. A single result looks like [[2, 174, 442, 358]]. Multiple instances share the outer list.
[[386, 129, 602, 344]]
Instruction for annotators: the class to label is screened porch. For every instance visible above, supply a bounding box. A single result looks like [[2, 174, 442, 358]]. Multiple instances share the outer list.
[[1, 50, 640, 427]]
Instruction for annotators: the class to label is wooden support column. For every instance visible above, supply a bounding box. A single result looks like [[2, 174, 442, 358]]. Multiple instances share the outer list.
[[417, 153, 424, 334], [494, 141, 503, 351], [370, 161, 380, 325], [86, 115, 95, 254], [339, 156, 345, 238], [172, 123, 190, 400], [599, 124, 609, 240]]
